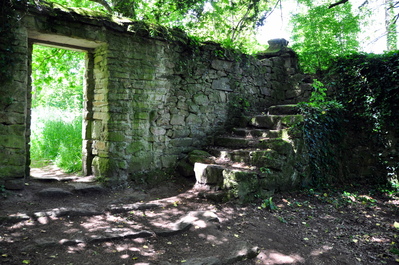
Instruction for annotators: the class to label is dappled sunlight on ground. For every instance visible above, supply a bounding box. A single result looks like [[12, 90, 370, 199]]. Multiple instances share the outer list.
[[256, 250, 305, 264], [1, 177, 399, 264]]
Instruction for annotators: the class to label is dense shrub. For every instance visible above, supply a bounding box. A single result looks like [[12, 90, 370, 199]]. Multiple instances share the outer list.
[[323, 52, 399, 185]]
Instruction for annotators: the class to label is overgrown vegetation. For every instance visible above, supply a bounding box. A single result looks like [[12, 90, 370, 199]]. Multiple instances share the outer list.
[[291, 0, 360, 73], [0, 1, 18, 110], [31, 46, 85, 110], [226, 94, 252, 129], [27, 0, 278, 52], [298, 79, 345, 186], [324, 51, 399, 185], [30, 108, 83, 173], [298, 51, 399, 188], [0, 0, 17, 84], [30, 45, 85, 173]]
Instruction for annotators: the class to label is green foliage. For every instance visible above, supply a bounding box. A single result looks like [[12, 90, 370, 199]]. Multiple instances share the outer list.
[[232, 96, 251, 112], [226, 94, 252, 129], [42, 0, 277, 53], [0, 1, 17, 84], [291, 0, 360, 73], [325, 51, 399, 185], [30, 45, 84, 173], [260, 197, 278, 211], [328, 52, 399, 131], [0, 185, 7, 198], [30, 108, 83, 173], [31, 45, 85, 110], [298, 79, 345, 185], [182, 0, 275, 52], [259, 167, 271, 174]]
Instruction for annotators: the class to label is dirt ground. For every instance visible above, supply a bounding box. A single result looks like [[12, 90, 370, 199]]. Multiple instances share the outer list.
[[1, 167, 399, 265]]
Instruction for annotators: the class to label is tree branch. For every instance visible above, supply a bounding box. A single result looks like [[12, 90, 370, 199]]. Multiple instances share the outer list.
[[328, 0, 349, 9]]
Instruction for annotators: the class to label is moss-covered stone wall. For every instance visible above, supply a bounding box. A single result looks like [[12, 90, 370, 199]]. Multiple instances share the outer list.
[[0, 2, 309, 188]]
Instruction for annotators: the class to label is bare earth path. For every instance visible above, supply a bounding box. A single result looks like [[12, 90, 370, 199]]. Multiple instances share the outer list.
[[1, 168, 399, 265]]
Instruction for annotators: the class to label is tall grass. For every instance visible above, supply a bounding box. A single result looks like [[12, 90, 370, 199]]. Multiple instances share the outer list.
[[30, 107, 82, 173]]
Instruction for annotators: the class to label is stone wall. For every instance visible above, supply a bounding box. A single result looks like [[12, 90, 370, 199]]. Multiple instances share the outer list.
[[0, 2, 310, 189]]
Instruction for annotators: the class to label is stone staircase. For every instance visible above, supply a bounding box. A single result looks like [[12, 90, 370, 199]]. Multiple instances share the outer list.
[[194, 104, 309, 202]]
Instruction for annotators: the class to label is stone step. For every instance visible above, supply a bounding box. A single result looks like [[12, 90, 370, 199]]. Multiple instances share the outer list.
[[231, 128, 289, 139], [249, 114, 303, 129], [267, 104, 300, 115], [194, 163, 276, 202], [193, 107, 306, 203], [208, 148, 286, 170], [214, 137, 294, 155]]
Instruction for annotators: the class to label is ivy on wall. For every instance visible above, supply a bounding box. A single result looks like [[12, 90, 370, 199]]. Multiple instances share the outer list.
[[0, 0, 17, 85], [298, 79, 345, 186], [327, 52, 399, 132], [324, 52, 399, 185]]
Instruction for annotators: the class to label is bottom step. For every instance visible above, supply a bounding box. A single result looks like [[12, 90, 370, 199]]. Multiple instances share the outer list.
[[194, 163, 290, 203]]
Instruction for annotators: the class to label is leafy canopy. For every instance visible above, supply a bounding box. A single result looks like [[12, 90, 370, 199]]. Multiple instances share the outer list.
[[31, 45, 85, 110], [31, 0, 278, 52], [291, 0, 360, 73]]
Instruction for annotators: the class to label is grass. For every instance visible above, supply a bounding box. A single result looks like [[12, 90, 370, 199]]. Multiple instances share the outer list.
[[30, 107, 82, 173]]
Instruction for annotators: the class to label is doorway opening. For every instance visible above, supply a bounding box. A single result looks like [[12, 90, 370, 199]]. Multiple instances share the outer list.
[[29, 44, 87, 179]]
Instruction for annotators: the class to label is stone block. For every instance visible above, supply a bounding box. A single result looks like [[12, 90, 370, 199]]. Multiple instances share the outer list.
[[128, 155, 153, 172], [108, 131, 126, 142], [212, 78, 232, 91], [188, 150, 212, 165], [193, 94, 209, 105], [186, 113, 202, 125], [171, 128, 190, 138], [169, 138, 193, 147], [259, 139, 294, 156], [0, 113, 25, 125], [170, 114, 186, 125], [92, 157, 110, 177], [150, 127, 166, 136], [194, 163, 224, 186], [0, 135, 25, 149], [211, 59, 233, 71], [126, 141, 145, 154], [176, 159, 194, 177]]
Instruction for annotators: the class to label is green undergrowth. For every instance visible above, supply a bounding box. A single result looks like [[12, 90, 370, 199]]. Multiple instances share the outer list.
[[30, 107, 82, 173], [258, 182, 399, 213]]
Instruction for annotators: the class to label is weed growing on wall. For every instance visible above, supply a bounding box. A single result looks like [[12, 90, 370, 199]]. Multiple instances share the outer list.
[[226, 94, 252, 129], [298, 79, 345, 186], [30, 107, 82, 173]]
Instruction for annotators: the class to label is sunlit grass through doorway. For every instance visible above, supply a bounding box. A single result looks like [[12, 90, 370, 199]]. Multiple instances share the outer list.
[[30, 45, 85, 174]]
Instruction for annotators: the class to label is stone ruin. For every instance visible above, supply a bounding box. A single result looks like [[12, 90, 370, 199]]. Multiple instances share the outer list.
[[0, 2, 312, 190]]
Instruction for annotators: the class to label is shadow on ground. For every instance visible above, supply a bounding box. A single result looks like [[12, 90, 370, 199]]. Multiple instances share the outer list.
[[1, 167, 398, 264]]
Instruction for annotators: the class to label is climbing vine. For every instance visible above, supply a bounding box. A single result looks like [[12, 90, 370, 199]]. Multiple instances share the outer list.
[[327, 52, 399, 132], [0, 0, 17, 84], [298, 79, 345, 186], [325, 52, 399, 185]]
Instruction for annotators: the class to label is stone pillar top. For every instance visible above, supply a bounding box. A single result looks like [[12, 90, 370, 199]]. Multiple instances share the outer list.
[[256, 38, 296, 59], [266, 38, 289, 53]]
